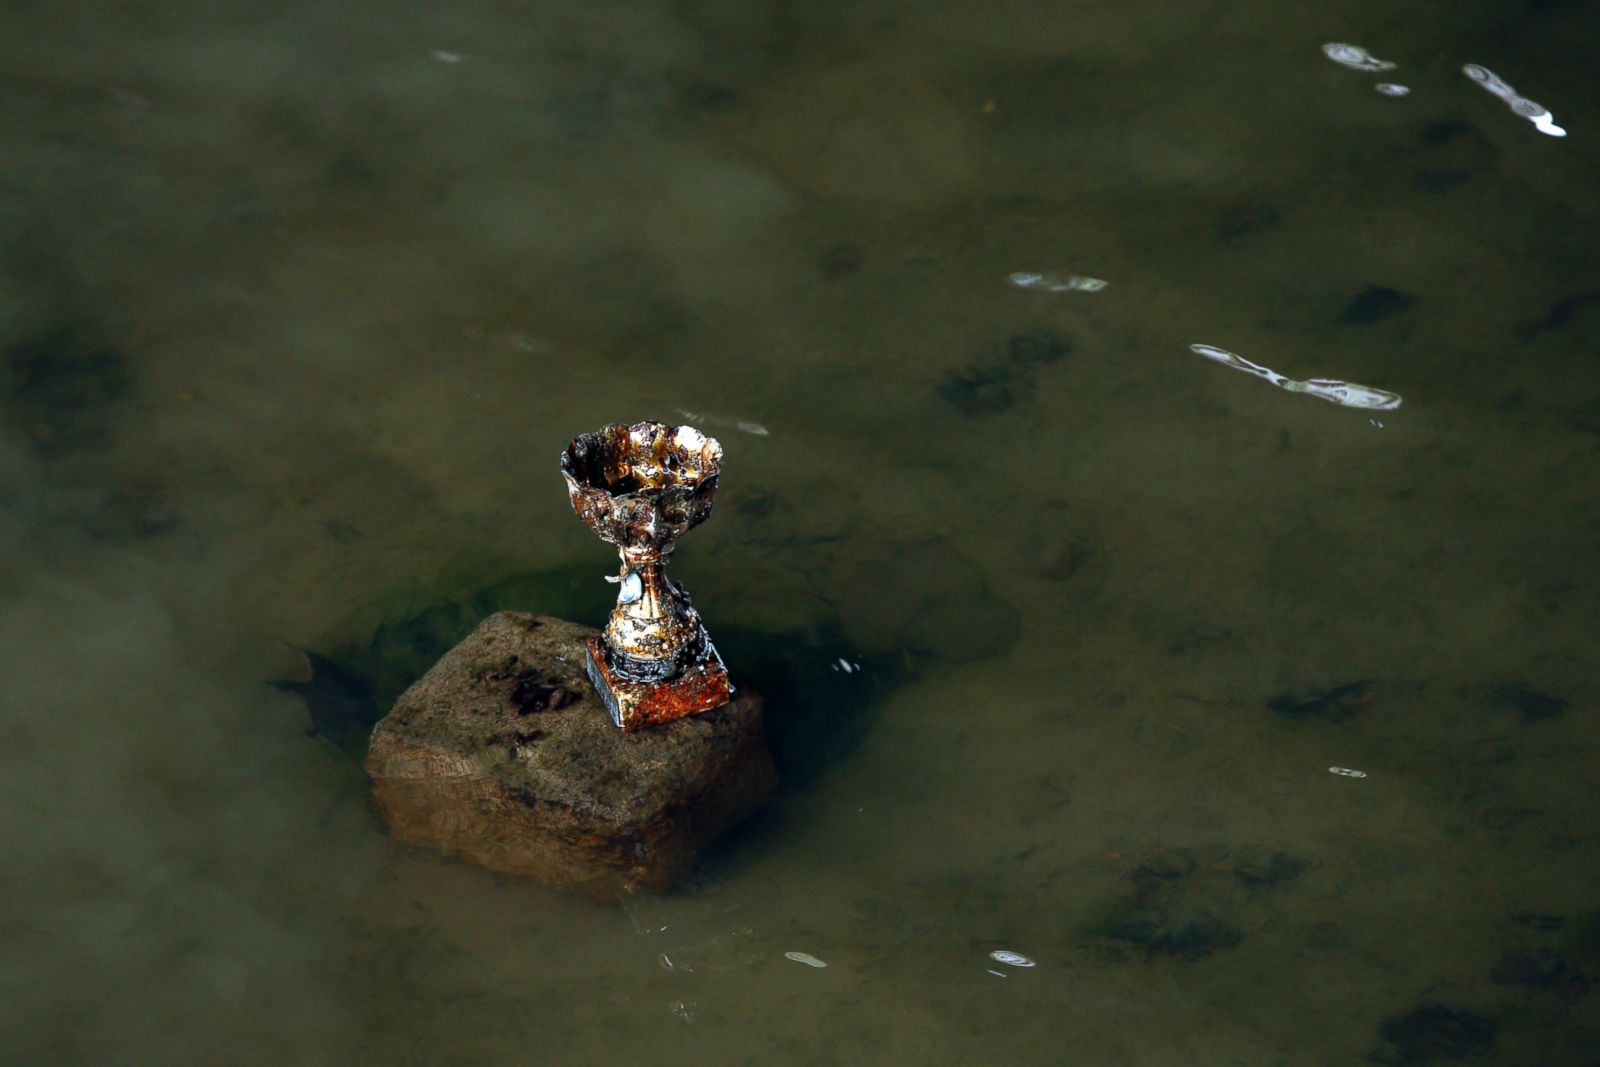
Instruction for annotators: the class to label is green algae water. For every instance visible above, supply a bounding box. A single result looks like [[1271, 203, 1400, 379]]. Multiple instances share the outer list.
[[3, 1, 1598, 1063]]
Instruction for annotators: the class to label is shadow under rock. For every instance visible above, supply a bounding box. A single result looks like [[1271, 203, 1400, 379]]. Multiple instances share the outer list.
[[272, 564, 904, 788]]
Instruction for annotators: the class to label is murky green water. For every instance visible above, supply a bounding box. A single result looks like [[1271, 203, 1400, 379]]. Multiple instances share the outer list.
[[4, 1, 1599, 1063]]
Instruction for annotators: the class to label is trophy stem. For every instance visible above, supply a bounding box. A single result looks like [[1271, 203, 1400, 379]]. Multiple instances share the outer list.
[[587, 548, 730, 730], [628, 559, 671, 631]]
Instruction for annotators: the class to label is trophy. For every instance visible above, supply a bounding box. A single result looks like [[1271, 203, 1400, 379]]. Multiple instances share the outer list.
[[559, 421, 733, 731]]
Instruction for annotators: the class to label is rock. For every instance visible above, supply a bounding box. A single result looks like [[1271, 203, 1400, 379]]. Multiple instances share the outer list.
[[363, 612, 775, 900]]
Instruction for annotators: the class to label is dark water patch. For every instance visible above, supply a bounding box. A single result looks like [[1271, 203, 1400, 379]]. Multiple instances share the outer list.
[[725, 483, 780, 520], [1490, 949, 1589, 1002], [1492, 683, 1567, 722], [1136, 849, 1198, 881], [1394, 120, 1496, 194], [716, 625, 902, 790], [1560, 909, 1600, 971], [3, 329, 130, 457], [1415, 120, 1495, 156], [1375, 1003, 1498, 1063], [824, 536, 1020, 662], [1413, 170, 1472, 194], [1004, 327, 1069, 366], [82, 486, 180, 541], [1516, 290, 1600, 340], [679, 80, 740, 115], [1418, 120, 1476, 147], [1477, 805, 1538, 832], [1511, 912, 1566, 931], [1085, 846, 1305, 962], [272, 564, 608, 751], [1233, 851, 1307, 887], [1164, 623, 1232, 657], [270, 652, 379, 750], [1099, 912, 1243, 961], [1304, 921, 1351, 950], [1034, 536, 1094, 581], [937, 359, 1031, 416], [1214, 202, 1281, 242], [1268, 680, 1374, 722], [1339, 286, 1416, 326], [818, 243, 864, 280], [935, 328, 1070, 417]]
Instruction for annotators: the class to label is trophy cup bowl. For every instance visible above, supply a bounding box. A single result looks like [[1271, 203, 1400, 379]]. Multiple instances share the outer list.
[[560, 421, 733, 730]]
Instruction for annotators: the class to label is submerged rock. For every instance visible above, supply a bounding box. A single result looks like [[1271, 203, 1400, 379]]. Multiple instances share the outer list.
[[364, 612, 775, 900]]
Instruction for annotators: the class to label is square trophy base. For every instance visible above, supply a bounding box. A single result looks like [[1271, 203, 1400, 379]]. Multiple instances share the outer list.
[[584, 636, 733, 732]]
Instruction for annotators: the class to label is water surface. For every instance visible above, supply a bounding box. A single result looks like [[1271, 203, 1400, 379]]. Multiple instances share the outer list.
[[3, 1, 1599, 1063]]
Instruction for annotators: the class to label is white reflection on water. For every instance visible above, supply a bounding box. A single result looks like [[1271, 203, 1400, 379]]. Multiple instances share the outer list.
[[1375, 83, 1411, 98], [1188, 343, 1403, 411], [1464, 64, 1567, 137], [675, 408, 770, 436], [989, 949, 1036, 968], [784, 950, 829, 968], [1321, 42, 1396, 73], [1008, 270, 1108, 293]]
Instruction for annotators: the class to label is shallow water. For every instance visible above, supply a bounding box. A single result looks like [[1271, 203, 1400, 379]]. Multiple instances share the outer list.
[[3, 1, 1599, 1063]]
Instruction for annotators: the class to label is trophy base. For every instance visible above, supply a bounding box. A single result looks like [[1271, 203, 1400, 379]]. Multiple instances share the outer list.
[[584, 636, 733, 732]]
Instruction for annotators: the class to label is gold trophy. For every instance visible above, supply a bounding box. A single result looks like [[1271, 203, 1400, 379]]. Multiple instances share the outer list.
[[559, 421, 732, 730]]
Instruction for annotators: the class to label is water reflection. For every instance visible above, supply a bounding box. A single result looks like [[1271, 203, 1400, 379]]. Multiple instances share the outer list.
[[1007, 270, 1108, 293], [1321, 42, 1397, 73], [1464, 63, 1567, 137], [783, 950, 828, 968], [5, 1, 1597, 1063], [675, 408, 771, 437], [1188, 343, 1404, 411]]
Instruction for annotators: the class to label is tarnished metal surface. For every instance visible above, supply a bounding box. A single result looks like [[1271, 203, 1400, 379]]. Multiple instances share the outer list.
[[584, 635, 732, 732], [561, 421, 733, 729], [560, 422, 720, 563]]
